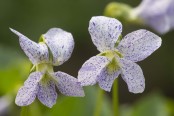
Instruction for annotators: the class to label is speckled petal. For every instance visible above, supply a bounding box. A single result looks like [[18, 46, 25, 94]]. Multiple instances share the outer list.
[[54, 71, 84, 97], [37, 79, 57, 108], [10, 28, 49, 64], [117, 29, 161, 62], [43, 28, 74, 66], [88, 16, 122, 52], [119, 58, 145, 93], [134, 0, 173, 34], [167, 1, 174, 28], [78, 56, 110, 86], [15, 72, 43, 106], [98, 67, 121, 92]]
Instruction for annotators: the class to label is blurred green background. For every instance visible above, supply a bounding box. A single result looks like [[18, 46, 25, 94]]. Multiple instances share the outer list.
[[0, 0, 174, 116]]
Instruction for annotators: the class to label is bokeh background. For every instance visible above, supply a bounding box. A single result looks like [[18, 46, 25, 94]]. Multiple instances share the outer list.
[[0, 0, 174, 116]]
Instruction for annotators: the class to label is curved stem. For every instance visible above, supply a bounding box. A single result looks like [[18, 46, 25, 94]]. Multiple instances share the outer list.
[[112, 79, 119, 116], [20, 101, 42, 116], [93, 87, 104, 116], [20, 106, 30, 116]]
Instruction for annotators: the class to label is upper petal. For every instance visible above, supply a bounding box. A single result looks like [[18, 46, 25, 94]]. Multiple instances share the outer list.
[[15, 72, 43, 106], [119, 58, 145, 93], [37, 79, 57, 108], [88, 16, 122, 52], [117, 29, 161, 62], [10, 28, 49, 65], [78, 56, 110, 86], [54, 71, 84, 97], [43, 28, 74, 66]]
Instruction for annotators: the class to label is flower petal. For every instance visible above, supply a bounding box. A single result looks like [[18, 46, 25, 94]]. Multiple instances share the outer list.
[[37, 79, 57, 108], [43, 28, 74, 66], [134, 0, 173, 34], [10, 28, 49, 64], [54, 71, 84, 97], [88, 16, 122, 52], [78, 56, 110, 86], [15, 72, 43, 106], [146, 15, 170, 34], [98, 67, 121, 92], [167, 1, 174, 28], [119, 58, 145, 93], [117, 29, 161, 62]]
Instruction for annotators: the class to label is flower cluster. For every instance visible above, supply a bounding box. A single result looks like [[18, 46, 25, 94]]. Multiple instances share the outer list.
[[10, 28, 84, 108], [11, 16, 162, 108], [77, 16, 162, 93]]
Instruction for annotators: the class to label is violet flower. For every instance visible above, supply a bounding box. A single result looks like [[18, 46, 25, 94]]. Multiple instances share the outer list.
[[104, 0, 174, 34], [78, 16, 162, 93], [132, 0, 174, 34], [10, 28, 84, 108]]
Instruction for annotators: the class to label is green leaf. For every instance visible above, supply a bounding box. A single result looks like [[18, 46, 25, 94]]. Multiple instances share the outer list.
[[131, 93, 168, 116], [166, 99, 174, 116], [0, 46, 31, 94], [35, 86, 112, 116]]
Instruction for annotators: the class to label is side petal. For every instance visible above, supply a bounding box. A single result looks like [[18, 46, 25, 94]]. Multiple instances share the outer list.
[[117, 29, 162, 62], [78, 56, 110, 86], [119, 58, 145, 93], [10, 28, 49, 64], [43, 28, 74, 66], [37, 79, 57, 108], [98, 67, 121, 92], [54, 71, 84, 97], [15, 72, 43, 106], [88, 16, 122, 52]]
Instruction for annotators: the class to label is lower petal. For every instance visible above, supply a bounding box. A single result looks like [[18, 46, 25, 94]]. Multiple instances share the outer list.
[[15, 86, 38, 106], [119, 58, 145, 93], [98, 67, 121, 92], [15, 72, 43, 106], [54, 71, 84, 97], [78, 56, 110, 86], [37, 79, 57, 108]]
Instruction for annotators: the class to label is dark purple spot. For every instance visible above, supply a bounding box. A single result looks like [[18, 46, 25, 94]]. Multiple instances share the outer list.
[[119, 25, 122, 30], [92, 22, 95, 26]]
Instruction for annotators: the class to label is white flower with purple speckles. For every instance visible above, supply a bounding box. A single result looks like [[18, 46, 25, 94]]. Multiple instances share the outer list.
[[132, 0, 174, 34], [10, 28, 84, 108], [78, 16, 162, 93]]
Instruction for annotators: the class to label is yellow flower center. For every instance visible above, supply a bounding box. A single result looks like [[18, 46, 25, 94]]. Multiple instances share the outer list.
[[98, 50, 123, 74]]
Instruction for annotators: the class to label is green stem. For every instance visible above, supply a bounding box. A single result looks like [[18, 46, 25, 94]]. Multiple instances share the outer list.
[[20, 106, 30, 116], [93, 87, 104, 116], [112, 79, 119, 116]]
